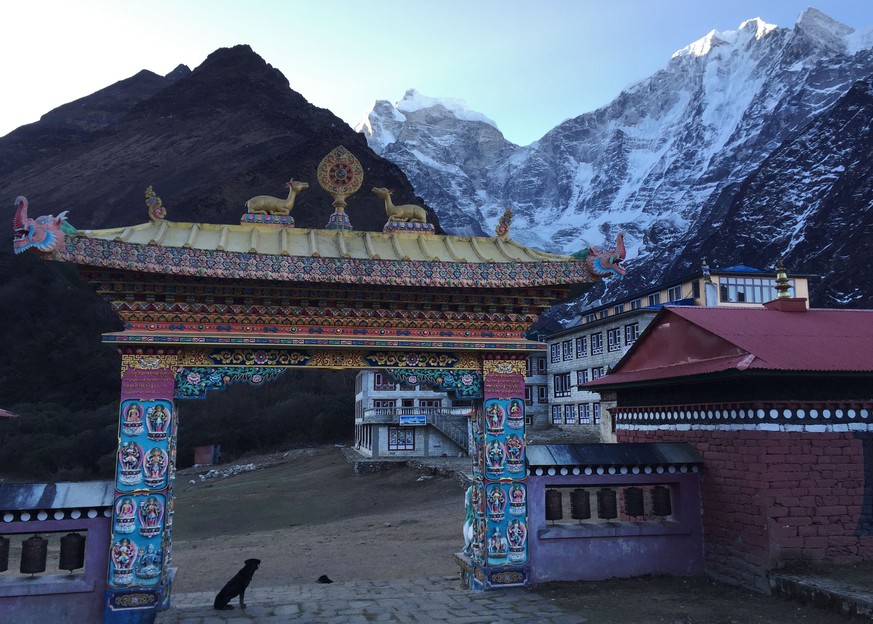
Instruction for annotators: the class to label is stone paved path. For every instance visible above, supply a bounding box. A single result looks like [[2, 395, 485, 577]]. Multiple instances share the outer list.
[[155, 576, 587, 623]]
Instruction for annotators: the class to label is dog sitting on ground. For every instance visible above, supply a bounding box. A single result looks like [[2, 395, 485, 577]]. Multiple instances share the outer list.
[[213, 558, 260, 610]]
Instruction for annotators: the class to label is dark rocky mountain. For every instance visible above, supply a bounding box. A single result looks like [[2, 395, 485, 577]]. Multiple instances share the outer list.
[[1, 45, 439, 233], [0, 45, 441, 477]]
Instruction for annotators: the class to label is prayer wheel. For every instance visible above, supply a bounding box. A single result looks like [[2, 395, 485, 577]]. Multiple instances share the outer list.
[[624, 487, 644, 517], [652, 485, 673, 517], [59, 532, 86, 572], [570, 489, 591, 520], [545, 489, 563, 521], [0, 535, 9, 572], [596, 488, 617, 520], [20, 535, 47, 574]]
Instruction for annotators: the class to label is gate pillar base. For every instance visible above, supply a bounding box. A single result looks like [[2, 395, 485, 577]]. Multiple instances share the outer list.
[[104, 583, 170, 624], [454, 552, 530, 590]]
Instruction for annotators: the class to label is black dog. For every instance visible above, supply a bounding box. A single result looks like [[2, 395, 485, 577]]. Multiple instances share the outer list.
[[214, 558, 260, 610]]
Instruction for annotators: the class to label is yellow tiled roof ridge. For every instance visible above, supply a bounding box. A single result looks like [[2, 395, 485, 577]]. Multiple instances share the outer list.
[[74, 220, 570, 264]]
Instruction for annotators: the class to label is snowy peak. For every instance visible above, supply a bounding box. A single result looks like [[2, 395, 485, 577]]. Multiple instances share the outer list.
[[673, 17, 777, 58], [395, 89, 499, 129], [355, 89, 501, 153], [796, 7, 854, 49]]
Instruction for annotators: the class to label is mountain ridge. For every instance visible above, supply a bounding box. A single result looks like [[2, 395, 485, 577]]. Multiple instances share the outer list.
[[357, 9, 873, 308]]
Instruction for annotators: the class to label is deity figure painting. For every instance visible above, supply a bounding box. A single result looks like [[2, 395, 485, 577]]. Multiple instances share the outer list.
[[488, 527, 508, 559], [485, 402, 505, 434], [135, 544, 162, 581], [506, 399, 524, 429], [146, 403, 171, 441], [138, 496, 164, 536], [121, 401, 144, 436], [486, 439, 506, 475], [486, 485, 507, 522], [111, 538, 139, 586], [509, 483, 526, 516], [119, 442, 143, 486], [143, 447, 169, 487], [115, 497, 137, 534]]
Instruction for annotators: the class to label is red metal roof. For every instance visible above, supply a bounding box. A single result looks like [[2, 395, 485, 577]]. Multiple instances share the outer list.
[[586, 305, 873, 388]]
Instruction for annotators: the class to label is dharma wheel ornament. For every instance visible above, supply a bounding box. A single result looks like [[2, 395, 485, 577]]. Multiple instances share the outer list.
[[318, 146, 363, 231]]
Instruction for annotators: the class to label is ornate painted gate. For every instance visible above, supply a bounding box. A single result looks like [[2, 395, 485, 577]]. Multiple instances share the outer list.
[[13, 147, 625, 622]]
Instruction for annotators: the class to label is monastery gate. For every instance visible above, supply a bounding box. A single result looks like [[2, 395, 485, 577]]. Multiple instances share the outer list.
[[11, 147, 625, 623]]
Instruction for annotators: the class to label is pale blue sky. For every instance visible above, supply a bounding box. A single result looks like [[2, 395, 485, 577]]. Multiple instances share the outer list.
[[3, 1, 873, 145]]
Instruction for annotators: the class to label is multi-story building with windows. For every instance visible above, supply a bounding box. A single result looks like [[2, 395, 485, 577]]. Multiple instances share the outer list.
[[353, 370, 472, 459], [545, 263, 811, 441], [354, 349, 550, 458]]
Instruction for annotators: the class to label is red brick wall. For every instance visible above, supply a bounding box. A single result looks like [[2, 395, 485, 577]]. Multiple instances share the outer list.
[[618, 429, 873, 592]]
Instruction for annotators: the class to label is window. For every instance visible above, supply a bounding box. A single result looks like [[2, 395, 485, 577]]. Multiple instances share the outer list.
[[593, 403, 602, 425], [667, 285, 682, 302], [579, 403, 591, 424], [388, 427, 415, 450], [614, 304, 625, 315], [525, 386, 533, 406], [373, 372, 396, 391], [373, 399, 395, 409], [553, 372, 572, 398], [607, 328, 621, 352], [551, 406, 562, 424], [575, 336, 588, 358], [585, 313, 596, 323], [625, 322, 639, 345], [537, 357, 547, 374], [600, 309, 609, 319], [550, 343, 560, 363], [562, 340, 573, 361], [576, 369, 588, 386], [647, 292, 661, 306], [419, 399, 441, 409], [452, 399, 473, 408], [719, 276, 795, 303], [692, 280, 701, 299], [537, 386, 548, 403], [526, 357, 533, 376], [564, 404, 576, 425], [590, 332, 603, 355], [630, 299, 641, 310], [591, 367, 605, 380]]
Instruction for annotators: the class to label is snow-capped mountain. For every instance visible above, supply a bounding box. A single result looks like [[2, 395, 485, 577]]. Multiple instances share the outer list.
[[357, 8, 873, 306]]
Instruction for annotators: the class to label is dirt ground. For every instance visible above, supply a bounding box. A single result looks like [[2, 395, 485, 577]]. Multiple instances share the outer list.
[[170, 446, 857, 623]]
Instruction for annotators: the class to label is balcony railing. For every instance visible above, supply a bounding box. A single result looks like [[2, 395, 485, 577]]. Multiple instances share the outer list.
[[360, 406, 471, 451]]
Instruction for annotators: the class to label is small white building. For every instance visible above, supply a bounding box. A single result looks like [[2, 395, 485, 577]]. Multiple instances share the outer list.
[[353, 370, 472, 459]]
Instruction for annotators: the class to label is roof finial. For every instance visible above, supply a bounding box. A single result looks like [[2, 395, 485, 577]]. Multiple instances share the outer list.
[[146, 186, 166, 222], [702, 259, 712, 284], [775, 258, 791, 298], [495, 206, 513, 239]]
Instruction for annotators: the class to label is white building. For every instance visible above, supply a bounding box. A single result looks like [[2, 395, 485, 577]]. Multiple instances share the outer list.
[[353, 370, 472, 459], [546, 263, 811, 441], [353, 351, 550, 458]]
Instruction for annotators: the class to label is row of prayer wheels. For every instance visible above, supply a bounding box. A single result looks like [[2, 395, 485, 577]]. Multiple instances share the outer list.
[[546, 485, 673, 521], [0, 533, 86, 574]]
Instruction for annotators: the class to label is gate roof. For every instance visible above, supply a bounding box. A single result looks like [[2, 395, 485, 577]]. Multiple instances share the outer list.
[[60, 219, 606, 289]]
